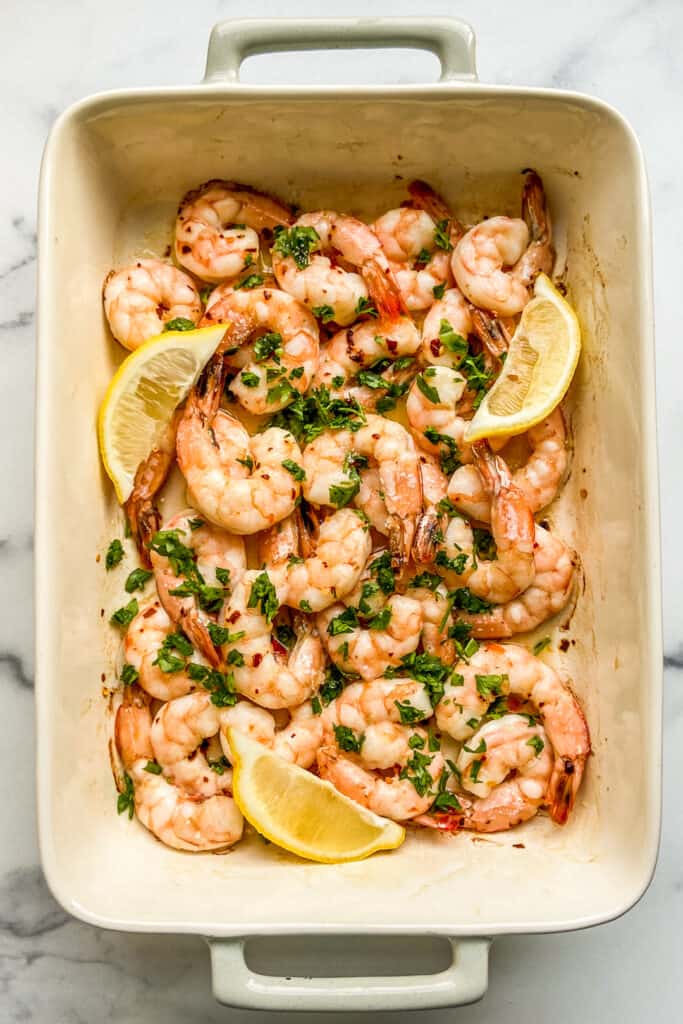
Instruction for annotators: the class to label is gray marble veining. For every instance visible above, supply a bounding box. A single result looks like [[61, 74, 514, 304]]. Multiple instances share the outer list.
[[1, 0, 681, 1019]]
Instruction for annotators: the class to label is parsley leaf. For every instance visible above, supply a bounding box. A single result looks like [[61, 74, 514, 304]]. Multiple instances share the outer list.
[[163, 317, 196, 332], [328, 607, 359, 636], [254, 331, 283, 362], [120, 663, 139, 686], [527, 735, 545, 756], [434, 219, 453, 252], [438, 318, 468, 357], [475, 673, 508, 698], [312, 304, 335, 323], [399, 750, 434, 796], [240, 370, 260, 388], [333, 724, 364, 754], [273, 225, 320, 269], [533, 636, 552, 656], [395, 700, 424, 725], [117, 773, 135, 818], [432, 281, 447, 300], [282, 459, 305, 481], [187, 664, 238, 706], [144, 760, 162, 775], [416, 373, 440, 405], [248, 572, 279, 623], [105, 539, 124, 570], [110, 598, 138, 628], [234, 273, 264, 290], [449, 587, 493, 613], [124, 567, 153, 593], [355, 296, 378, 318], [267, 386, 365, 445]]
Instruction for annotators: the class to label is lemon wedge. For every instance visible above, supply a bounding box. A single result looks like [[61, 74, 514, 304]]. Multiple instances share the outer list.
[[98, 324, 227, 503], [225, 729, 405, 863], [464, 274, 581, 442]]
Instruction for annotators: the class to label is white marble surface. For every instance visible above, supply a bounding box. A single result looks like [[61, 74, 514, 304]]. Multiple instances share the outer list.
[[1, 0, 681, 1019]]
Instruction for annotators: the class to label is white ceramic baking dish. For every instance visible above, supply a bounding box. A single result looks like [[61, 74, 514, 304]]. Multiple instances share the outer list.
[[36, 17, 662, 1013]]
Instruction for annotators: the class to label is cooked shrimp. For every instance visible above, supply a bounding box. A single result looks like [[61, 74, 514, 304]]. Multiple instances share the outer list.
[[373, 207, 452, 312], [219, 571, 325, 708], [435, 642, 590, 823], [150, 509, 246, 666], [219, 700, 324, 769], [456, 714, 553, 832], [150, 691, 232, 798], [317, 733, 444, 821], [115, 688, 242, 851], [103, 259, 201, 351], [314, 315, 420, 394], [124, 412, 179, 568], [123, 600, 205, 701], [323, 678, 433, 735], [406, 365, 473, 465], [452, 170, 553, 316], [420, 288, 473, 367], [455, 525, 576, 638], [447, 409, 568, 521], [317, 594, 423, 681], [175, 179, 292, 283], [258, 508, 372, 612], [411, 453, 450, 565], [200, 287, 319, 413], [176, 351, 303, 535], [271, 211, 398, 326], [302, 414, 423, 567]]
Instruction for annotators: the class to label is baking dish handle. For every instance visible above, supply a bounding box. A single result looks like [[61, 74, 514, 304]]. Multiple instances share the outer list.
[[203, 17, 477, 84], [207, 935, 489, 1012]]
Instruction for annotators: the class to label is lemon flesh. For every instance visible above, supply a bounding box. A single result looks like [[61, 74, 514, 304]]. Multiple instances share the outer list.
[[226, 729, 405, 863], [464, 274, 581, 442], [98, 324, 227, 503]]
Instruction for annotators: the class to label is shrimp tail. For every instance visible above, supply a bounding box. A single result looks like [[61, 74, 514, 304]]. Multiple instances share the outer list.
[[518, 169, 554, 283], [469, 308, 512, 359], [124, 414, 179, 567], [180, 610, 222, 669], [547, 755, 586, 825], [413, 512, 445, 565], [362, 258, 407, 319]]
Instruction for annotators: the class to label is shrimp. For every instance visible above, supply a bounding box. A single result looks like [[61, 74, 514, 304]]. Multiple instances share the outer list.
[[323, 678, 433, 735], [372, 207, 452, 312], [199, 287, 319, 413], [271, 211, 397, 326], [454, 525, 576, 638], [115, 687, 242, 851], [317, 594, 423, 681], [122, 600, 206, 701], [176, 350, 303, 535], [175, 179, 292, 283], [314, 315, 420, 395], [302, 414, 423, 568], [435, 642, 590, 823], [103, 259, 202, 351], [456, 714, 553, 832], [219, 700, 324, 769], [406, 365, 473, 465], [317, 731, 444, 821], [150, 691, 232, 797], [149, 509, 247, 666], [420, 288, 473, 367], [452, 170, 554, 316], [124, 412, 179, 568], [219, 571, 325, 708], [447, 409, 568, 521], [258, 507, 372, 612]]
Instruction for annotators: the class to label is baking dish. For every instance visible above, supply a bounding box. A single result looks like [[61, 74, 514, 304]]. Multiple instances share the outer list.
[[35, 17, 661, 1012]]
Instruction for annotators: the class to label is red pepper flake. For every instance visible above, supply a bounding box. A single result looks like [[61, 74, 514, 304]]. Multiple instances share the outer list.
[[252, 652, 263, 667], [559, 638, 570, 652], [229, 610, 241, 624], [386, 338, 398, 354], [430, 338, 441, 357]]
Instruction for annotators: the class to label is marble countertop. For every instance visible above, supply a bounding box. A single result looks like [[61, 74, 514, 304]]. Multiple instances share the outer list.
[[1, 0, 680, 1019]]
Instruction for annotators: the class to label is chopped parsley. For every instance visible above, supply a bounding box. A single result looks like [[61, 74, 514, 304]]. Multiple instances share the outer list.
[[282, 459, 305, 481], [117, 773, 135, 818], [120, 663, 139, 686], [423, 427, 461, 475], [533, 636, 552, 656], [273, 225, 320, 269], [434, 219, 453, 252], [527, 734, 545, 756], [110, 598, 138, 628], [209, 756, 230, 775], [207, 623, 245, 647], [385, 650, 454, 707], [469, 759, 483, 783], [240, 371, 260, 388], [254, 331, 283, 362], [187, 663, 237, 706], [416, 373, 440, 405], [463, 737, 487, 754], [163, 317, 196, 332], [449, 587, 493, 613], [399, 750, 434, 796], [237, 455, 254, 472], [267, 385, 365, 445], [124, 567, 153, 593], [188, 517, 205, 531], [328, 450, 368, 508], [438, 318, 468, 358], [333, 724, 364, 754], [432, 281, 447, 300], [435, 550, 469, 575], [328, 607, 359, 636], [312, 304, 335, 323], [395, 700, 424, 725], [299, 599, 312, 613], [105, 539, 124, 570], [144, 760, 162, 775], [409, 571, 444, 592], [234, 273, 264, 290], [153, 630, 194, 673], [355, 296, 378, 318], [475, 673, 508, 698], [247, 572, 279, 623]]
